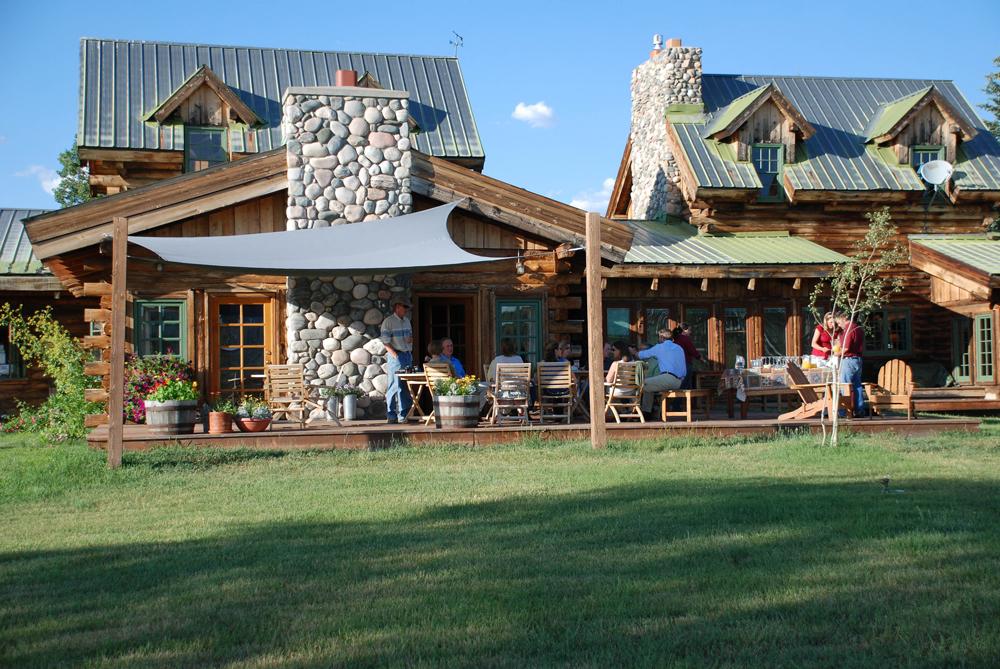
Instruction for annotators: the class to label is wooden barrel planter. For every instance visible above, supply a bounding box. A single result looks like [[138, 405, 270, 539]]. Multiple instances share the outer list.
[[433, 395, 480, 428], [144, 400, 198, 436]]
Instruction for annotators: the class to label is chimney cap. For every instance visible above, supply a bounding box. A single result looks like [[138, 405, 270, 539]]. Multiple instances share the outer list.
[[652, 34, 663, 51]]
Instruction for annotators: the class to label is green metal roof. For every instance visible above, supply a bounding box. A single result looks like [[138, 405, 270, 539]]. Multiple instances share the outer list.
[[863, 87, 932, 141], [624, 220, 849, 265], [910, 234, 1000, 276], [1, 209, 50, 275], [702, 84, 769, 138]]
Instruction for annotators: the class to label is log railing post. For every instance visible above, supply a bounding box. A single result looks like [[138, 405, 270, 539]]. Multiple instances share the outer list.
[[107, 217, 128, 467], [585, 212, 607, 449]]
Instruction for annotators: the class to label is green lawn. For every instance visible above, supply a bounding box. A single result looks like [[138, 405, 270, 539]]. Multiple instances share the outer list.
[[2, 422, 999, 668]]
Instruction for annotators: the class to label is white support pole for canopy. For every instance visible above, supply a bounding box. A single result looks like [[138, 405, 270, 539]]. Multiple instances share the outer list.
[[585, 212, 607, 449]]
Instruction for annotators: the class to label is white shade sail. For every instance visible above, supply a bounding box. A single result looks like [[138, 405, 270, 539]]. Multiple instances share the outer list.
[[128, 200, 510, 274]]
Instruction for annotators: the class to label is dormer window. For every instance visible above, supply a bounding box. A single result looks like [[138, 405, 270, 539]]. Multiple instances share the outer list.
[[752, 144, 784, 201], [185, 127, 229, 173], [912, 145, 944, 170]]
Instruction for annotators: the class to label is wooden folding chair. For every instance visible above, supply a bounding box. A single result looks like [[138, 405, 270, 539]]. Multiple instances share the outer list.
[[264, 364, 330, 427], [489, 363, 532, 426], [865, 359, 915, 419], [423, 361, 454, 426], [604, 361, 645, 423], [779, 362, 849, 420], [537, 361, 574, 424]]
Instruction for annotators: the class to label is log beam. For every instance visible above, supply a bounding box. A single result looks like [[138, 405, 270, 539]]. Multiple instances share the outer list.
[[585, 212, 607, 450], [107, 217, 128, 468]]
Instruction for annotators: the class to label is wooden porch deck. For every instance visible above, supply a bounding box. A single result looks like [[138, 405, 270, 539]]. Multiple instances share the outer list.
[[87, 413, 980, 452]]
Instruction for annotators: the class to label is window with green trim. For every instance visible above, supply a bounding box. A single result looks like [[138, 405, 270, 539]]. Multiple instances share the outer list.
[[683, 306, 710, 359], [763, 307, 787, 357], [723, 306, 748, 368], [0, 325, 25, 380], [135, 300, 187, 358], [496, 299, 541, 364], [751, 144, 784, 202], [185, 126, 229, 173], [974, 314, 994, 383], [951, 316, 972, 383], [863, 308, 911, 355], [912, 145, 943, 172]]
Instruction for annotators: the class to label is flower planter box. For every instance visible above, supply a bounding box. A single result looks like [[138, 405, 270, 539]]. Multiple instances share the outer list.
[[433, 395, 480, 428], [235, 417, 272, 432], [144, 399, 198, 436]]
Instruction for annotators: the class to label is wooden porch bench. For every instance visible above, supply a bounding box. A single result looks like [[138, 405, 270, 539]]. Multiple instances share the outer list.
[[660, 389, 712, 422]]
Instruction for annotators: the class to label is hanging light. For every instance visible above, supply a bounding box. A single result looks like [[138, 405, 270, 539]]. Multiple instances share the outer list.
[[515, 250, 526, 275]]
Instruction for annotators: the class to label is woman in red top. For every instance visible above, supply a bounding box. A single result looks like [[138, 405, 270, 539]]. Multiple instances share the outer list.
[[810, 312, 839, 359]]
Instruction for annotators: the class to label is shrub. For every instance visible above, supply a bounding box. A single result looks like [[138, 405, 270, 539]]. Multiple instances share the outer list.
[[124, 355, 195, 423], [0, 304, 100, 442], [146, 379, 198, 402]]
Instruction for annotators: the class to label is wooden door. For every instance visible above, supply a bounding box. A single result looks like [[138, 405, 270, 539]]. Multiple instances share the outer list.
[[209, 294, 277, 398], [418, 295, 476, 373]]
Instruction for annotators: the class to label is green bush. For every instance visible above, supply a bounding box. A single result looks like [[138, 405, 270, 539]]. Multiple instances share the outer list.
[[0, 304, 100, 442], [146, 379, 198, 402]]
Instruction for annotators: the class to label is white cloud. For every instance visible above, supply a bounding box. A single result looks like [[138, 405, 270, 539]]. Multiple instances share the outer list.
[[15, 165, 61, 195], [512, 101, 555, 128], [569, 177, 616, 213]]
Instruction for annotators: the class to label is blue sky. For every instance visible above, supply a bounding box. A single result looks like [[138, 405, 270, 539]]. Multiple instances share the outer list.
[[1, 0, 998, 212]]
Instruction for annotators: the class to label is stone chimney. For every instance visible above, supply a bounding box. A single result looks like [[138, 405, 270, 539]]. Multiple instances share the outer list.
[[281, 84, 413, 417], [630, 36, 702, 220]]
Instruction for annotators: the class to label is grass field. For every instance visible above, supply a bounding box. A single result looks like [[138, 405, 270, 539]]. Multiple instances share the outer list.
[[2, 421, 999, 668]]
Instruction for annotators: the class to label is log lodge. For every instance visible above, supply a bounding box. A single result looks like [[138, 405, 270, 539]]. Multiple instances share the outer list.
[[13, 35, 1000, 432]]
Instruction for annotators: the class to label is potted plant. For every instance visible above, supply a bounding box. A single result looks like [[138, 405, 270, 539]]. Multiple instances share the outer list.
[[319, 387, 341, 421], [432, 376, 481, 428], [144, 379, 199, 436], [234, 396, 272, 432], [208, 397, 238, 434]]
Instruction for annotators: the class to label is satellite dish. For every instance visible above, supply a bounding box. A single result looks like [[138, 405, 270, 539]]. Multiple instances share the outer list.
[[919, 160, 954, 186]]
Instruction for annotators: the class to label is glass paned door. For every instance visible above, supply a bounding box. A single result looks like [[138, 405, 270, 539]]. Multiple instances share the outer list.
[[763, 307, 787, 357], [644, 308, 670, 347], [211, 296, 273, 398], [951, 317, 972, 383], [496, 299, 541, 363], [683, 306, 710, 359], [974, 314, 995, 384], [419, 296, 475, 372], [723, 307, 748, 368]]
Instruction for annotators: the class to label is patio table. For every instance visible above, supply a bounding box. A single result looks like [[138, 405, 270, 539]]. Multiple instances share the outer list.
[[398, 372, 430, 422]]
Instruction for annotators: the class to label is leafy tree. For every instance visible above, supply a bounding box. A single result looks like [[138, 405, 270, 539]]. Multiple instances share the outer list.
[[52, 142, 92, 208], [808, 207, 906, 446], [983, 56, 1000, 140]]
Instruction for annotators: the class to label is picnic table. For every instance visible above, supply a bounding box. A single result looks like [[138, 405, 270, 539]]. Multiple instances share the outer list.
[[700, 366, 839, 419]]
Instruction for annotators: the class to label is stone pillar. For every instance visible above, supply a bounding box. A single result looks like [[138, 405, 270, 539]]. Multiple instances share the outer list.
[[281, 84, 413, 418], [629, 37, 702, 220]]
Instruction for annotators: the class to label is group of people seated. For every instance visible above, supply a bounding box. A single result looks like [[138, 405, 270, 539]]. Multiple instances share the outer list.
[[423, 337, 466, 377]]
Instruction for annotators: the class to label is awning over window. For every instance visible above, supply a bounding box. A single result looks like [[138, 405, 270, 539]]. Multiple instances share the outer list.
[[128, 201, 509, 275]]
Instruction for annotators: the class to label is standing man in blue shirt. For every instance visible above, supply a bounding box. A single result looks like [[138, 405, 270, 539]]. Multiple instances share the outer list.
[[380, 297, 413, 423], [440, 338, 466, 378], [636, 328, 686, 417]]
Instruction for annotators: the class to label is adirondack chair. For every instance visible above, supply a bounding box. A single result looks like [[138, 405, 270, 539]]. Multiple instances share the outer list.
[[779, 362, 849, 421], [422, 361, 454, 426], [489, 363, 532, 425], [604, 361, 645, 423], [536, 361, 574, 424], [264, 364, 329, 427], [865, 359, 915, 419]]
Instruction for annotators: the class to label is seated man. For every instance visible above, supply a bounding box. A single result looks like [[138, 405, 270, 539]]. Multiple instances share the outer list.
[[636, 328, 686, 417], [440, 338, 466, 378]]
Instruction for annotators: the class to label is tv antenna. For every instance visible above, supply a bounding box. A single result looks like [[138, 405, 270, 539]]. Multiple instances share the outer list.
[[449, 31, 464, 58], [918, 159, 954, 231]]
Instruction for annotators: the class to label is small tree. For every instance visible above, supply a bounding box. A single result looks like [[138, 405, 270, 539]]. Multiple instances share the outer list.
[[983, 55, 1000, 140], [808, 207, 906, 446], [52, 142, 92, 208]]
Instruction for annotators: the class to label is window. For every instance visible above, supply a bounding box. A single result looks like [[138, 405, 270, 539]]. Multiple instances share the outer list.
[[912, 145, 944, 172], [951, 317, 972, 383], [751, 144, 784, 202], [684, 307, 710, 359], [763, 307, 787, 357], [0, 326, 26, 380], [723, 307, 748, 368], [496, 299, 541, 363], [605, 307, 632, 340], [135, 300, 187, 358], [863, 308, 911, 355], [974, 314, 994, 384], [644, 308, 670, 347], [185, 126, 229, 173]]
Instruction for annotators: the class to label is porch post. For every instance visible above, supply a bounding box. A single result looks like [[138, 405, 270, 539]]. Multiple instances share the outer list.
[[107, 216, 128, 468], [585, 212, 607, 449]]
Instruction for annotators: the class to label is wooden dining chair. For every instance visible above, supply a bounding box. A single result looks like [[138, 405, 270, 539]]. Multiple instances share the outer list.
[[536, 361, 574, 424], [422, 361, 454, 426], [865, 359, 915, 419], [264, 364, 330, 427], [604, 361, 645, 423], [489, 363, 532, 426]]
